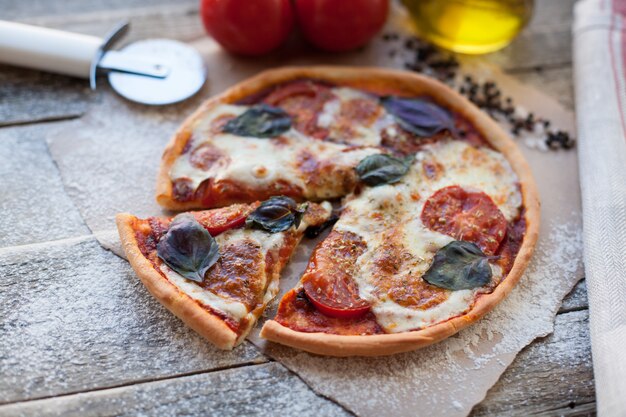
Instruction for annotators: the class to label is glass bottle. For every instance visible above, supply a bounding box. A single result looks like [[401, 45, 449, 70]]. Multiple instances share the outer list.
[[402, 0, 534, 54]]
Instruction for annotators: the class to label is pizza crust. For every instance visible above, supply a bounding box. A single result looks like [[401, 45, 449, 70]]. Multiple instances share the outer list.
[[116, 213, 242, 350], [156, 67, 540, 356]]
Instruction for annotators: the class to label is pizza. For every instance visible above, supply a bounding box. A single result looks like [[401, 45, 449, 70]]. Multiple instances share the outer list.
[[121, 67, 538, 356], [116, 199, 332, 349]]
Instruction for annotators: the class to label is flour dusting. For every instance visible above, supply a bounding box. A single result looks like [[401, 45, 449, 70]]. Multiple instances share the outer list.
[[251, 220, 583, 417]]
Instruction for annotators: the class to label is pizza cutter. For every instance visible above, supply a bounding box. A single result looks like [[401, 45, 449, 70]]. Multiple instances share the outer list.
[[0, 21, 207, 105]]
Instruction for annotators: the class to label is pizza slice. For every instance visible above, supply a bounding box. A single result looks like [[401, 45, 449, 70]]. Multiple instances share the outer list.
[[116, 197, 332, 349]]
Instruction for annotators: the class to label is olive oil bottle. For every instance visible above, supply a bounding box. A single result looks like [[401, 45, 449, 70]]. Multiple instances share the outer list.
[[402, 0, 534, 54]]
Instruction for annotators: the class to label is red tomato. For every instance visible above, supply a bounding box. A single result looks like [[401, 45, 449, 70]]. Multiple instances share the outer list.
[[263, 80, 334, 138], [303, 274, 371, 319], [205, 214, 246, 236], [200, 0, 295, 56], [301, 231, 371, 318], [194, 204, 254, 236], [294, 0, 389, 52], [421, 186, 507, 256]]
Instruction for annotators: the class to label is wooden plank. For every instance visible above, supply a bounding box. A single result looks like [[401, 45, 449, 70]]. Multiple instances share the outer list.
[[484, 0, 576, 71], [560, 279, 589, 313], [15, 3, 204, 47], [510, 67, 575, 112], [0, 67, 92, 127], [471, 309, 595, 416], [0, 362, 352, 417], [0, 237, 265, 404], [2, 0, 196, 20], [0, 122, 90, 247]]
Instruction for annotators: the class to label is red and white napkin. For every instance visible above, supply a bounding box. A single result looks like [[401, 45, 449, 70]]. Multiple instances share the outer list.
[[574, 1, 626, 415]]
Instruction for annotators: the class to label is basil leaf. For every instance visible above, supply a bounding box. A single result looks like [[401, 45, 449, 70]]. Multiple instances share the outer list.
[[223, 104, 291, 138], [381, 96, 455, 137], [355, 154, 411, 186], [423, 241, 492, 290], [157, 213, 220, 283], [246, 196, 307, 233]]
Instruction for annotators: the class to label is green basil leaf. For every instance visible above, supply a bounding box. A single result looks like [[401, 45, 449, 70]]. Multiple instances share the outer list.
[[381, 96, 455, 137], [245, 196, 306, 233], [157, 213, 220, 283], [355, 153, 411, 186], [423, 241, 492, 290], [223, 104, 291, 138]]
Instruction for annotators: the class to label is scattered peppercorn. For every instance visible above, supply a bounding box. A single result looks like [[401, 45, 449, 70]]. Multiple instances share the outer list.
[[380, 31, 576, 150]]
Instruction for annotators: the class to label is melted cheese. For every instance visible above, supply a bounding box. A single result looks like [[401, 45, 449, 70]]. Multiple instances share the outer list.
[[317, 87, 395, 147], [162, 264, 250, 320], [413, 139, 522, 221], [335, 139, 517, 333], [169, 101, 381, 199]]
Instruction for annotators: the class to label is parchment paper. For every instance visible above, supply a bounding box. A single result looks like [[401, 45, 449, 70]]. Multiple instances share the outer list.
[[47, 4, 583, 416]]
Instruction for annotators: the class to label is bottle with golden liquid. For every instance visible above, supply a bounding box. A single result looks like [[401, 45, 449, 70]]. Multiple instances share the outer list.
[[402, 0, 534, 54]]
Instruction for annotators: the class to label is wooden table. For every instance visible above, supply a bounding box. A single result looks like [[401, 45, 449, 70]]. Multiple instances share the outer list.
[[0, 1, 595, 416]]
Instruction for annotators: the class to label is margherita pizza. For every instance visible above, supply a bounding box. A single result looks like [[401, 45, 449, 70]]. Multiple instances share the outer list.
[[120, 67, 539, 356]]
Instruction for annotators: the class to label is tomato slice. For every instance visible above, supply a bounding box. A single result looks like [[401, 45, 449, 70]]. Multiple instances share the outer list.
[[194, 203, 256, 236], [263, 80, 334, 139], [303, 275, 370, 319], [205, 214, 247, 236], [421, 185, 507, 256], [301, 230, 371, 319]]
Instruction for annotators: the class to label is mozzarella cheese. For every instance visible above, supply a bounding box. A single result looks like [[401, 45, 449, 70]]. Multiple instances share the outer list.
[[335, 139, 517, 333], [162, 264, 250, 320], [316, 87, 395, 147], [169, 101, 381, 200], [413, 139, 522, 221]]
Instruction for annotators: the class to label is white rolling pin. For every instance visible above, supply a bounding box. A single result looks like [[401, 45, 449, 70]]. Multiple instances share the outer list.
[[0, 20, 103, 79]]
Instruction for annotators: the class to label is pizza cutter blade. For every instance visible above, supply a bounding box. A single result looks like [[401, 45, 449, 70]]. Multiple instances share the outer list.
[[0, 20, 207, 106], [106, 39, 206, 105]]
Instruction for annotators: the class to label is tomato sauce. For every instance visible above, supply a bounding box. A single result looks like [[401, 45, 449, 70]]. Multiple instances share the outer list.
[[275, 288, 384, 335]]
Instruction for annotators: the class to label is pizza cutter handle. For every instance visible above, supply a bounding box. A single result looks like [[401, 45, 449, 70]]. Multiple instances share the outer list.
[[0, 20, 128, 88]]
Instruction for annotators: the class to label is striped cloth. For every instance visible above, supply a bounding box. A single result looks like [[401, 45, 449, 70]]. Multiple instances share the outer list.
[[574, 0, 626, 415]]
